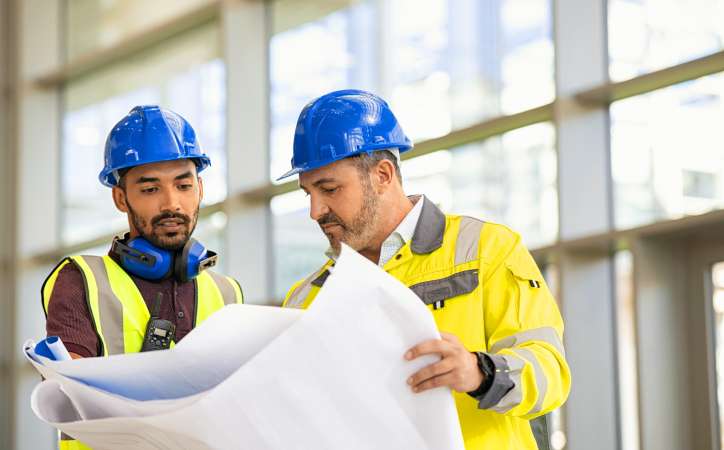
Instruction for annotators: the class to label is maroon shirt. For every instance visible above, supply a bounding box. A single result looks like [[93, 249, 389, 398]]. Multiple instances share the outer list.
[[45, 251, 197, 357]]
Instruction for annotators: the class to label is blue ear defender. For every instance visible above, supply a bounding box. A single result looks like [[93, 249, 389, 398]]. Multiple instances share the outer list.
[[112, 236, 218, 282], [112, 237, 172, 280], [174, 238, 218, 283]]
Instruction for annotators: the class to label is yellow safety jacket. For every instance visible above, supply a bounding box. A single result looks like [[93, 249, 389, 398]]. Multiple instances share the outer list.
[[283, 198, 570, 450], [42, 255, 243, 450]]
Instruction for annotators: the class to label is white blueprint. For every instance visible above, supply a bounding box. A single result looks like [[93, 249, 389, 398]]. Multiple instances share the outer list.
[[26, 245, 465, 450]]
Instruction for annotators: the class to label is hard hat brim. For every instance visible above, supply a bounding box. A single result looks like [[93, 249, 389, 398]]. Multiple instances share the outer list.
[[276, 143, 412, 182], [276, 167, 302, 182], [99, 155, 211, 187]]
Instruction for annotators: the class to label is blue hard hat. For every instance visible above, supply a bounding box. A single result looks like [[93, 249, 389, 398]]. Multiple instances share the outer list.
[[99, 105, 211, 187], [277, 89, 412, 180]]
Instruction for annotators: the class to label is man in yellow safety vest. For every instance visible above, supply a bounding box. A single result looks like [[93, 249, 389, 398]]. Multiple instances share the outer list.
[[42, 106, 243, 450]]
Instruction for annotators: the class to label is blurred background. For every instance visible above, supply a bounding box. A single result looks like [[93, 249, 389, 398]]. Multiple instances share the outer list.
[[1, 0, 724, 449]]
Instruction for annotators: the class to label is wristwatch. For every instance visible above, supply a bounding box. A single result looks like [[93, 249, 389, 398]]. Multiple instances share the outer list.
[[466, 351, 495, 399]]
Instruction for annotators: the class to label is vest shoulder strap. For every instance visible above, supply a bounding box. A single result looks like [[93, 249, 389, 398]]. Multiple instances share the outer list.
[[72, 255, 148, 355], [204, 271, 244, 305], [194, 271, 242, 325], [41, 257, 74, 317]]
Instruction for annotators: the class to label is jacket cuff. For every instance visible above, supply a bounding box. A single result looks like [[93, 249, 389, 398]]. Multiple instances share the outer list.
[[474, 353, 515, 409]]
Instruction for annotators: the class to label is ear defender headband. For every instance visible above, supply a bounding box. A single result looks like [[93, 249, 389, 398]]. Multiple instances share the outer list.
[[111, 236, 218, 282]]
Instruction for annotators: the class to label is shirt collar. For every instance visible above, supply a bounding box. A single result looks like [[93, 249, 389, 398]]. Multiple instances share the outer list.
[[391, 194, 424, 244]]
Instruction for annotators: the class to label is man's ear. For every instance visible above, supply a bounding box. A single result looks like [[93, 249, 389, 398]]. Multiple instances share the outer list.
[[373, 159, 396, 192], [198, 176, 204, 203], [112, 186, 129, 213]]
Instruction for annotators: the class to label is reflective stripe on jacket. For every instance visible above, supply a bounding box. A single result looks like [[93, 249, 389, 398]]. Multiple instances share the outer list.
[[42, 254, 243, 450], [283, 197, 570, 450]]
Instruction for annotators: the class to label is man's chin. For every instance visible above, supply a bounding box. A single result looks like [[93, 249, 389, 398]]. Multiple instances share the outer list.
[[148, 233, 188, 251]]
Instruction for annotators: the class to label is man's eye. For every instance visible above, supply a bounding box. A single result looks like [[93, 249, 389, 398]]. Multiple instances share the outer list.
[[322, 187, 338, 194], [141, 187, 158, 194], [178, 184, 193, 190]]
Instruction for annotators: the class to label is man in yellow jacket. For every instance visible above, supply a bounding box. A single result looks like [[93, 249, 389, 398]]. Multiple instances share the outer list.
[[278, 90, 570, 449]]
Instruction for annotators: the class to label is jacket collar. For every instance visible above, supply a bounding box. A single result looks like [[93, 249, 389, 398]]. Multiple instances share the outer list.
[[410, 196, 446, 254]]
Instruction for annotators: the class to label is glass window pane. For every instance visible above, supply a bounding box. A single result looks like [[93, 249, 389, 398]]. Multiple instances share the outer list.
[[62, 23, 225, 245], [268, 0, 553, 182], [402, 122, 558, 248], [194, 212, 228, 274], [269, 0, 376, 182], [388, 0, 553, 141], [66, 0, 217, 60], [611, 74, 724, 230], [608, 0, 724, 82], [271, 190, 329, 301]]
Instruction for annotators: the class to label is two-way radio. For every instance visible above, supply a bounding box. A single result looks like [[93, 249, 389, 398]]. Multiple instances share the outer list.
[[140, 293, 176, 352]]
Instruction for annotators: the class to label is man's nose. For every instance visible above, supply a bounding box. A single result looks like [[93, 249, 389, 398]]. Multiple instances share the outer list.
[[160, 188, 182, 212], [309, 193, 330, 222]]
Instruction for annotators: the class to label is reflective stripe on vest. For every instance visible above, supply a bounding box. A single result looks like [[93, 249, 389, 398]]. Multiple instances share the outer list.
[[42, 255, 243, 356]]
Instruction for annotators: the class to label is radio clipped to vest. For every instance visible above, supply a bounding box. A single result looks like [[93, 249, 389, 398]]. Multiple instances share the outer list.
[[141, 293, 176, 352], [111, 235, 217, 282]]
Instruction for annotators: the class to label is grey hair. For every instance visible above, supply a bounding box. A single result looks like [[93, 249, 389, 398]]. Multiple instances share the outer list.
[[350, 148, 402, 183]]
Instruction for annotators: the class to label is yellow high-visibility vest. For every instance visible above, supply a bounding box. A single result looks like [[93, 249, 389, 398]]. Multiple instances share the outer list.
[[42, 255, 243, 450], [283, 198, 570, 450]]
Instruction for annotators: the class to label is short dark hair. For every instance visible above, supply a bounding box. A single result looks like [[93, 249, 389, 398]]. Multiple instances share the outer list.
[[116, 168, 131, 190], [349, 150, 402, 183]]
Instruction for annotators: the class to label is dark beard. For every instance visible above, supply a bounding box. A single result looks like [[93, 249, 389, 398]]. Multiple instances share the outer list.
[[127, 201, 198, 250]]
